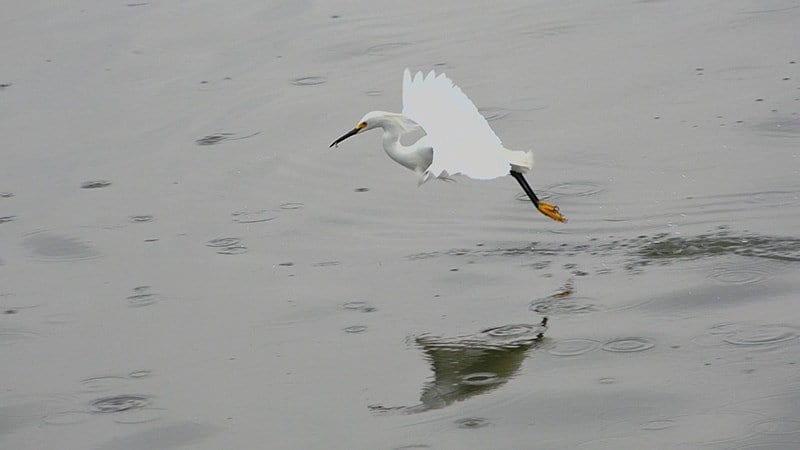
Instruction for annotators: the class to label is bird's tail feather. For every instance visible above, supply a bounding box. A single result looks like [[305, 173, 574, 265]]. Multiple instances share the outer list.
[[509, 150, 534, 173]]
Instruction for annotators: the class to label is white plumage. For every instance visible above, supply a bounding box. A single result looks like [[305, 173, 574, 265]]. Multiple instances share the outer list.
[[401, 68, 533, 180], [329, 68, 565, 223]]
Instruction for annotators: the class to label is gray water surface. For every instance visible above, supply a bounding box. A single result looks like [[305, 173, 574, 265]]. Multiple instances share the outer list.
[[2, 1, 799, 449]]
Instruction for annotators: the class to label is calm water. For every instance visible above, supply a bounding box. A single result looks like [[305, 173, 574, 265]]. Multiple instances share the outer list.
[[1, 0, 799, 449]]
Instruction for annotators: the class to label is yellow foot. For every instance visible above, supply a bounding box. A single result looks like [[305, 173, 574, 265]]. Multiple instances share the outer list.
[[537, 201, 567, 223]]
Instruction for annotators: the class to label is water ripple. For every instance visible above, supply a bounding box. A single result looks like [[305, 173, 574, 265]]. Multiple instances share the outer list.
[[195, 131, 260, 146], [548, 339, 600, 356], [43, 411, 91, 425], [280, 202, 304, 210], [708, 264, 769, 285], [751, 417, 800, 435], [545, 181, 605, 197], [365, 42, 412, 55], [601, 337, 655, 353], [89, 395, 151, 413], [342, 301, 376, 313], [232, 210, 276, 223], [22, 229, 101, 262], [206, 237, 247, 255], [454, 417, 490, 429], [291, 76, 327, 86], [128, 215, 154, 223], [80, 376, 129, 393], [417, 320, 547, 350], [216, 245, 248, 255], [126, 286, 160, 307], [81, 180, 111, 189], [641, 419, 676, 430], [723, 325, 798, 346], [113, 407, 165, 424], [206, 237, 241, 248]]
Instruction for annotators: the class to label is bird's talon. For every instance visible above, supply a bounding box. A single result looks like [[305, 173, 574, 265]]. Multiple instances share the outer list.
[[537, 201, 567, 223]]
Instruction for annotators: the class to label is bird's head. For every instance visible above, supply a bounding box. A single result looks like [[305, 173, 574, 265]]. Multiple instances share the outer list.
[[329, 111, 418, 148]]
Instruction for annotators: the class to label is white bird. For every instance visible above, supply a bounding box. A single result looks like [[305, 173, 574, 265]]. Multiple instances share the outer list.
[[330, 69, 566, 222]]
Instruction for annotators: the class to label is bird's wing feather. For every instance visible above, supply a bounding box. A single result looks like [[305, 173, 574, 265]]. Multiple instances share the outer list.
[[402, 68, 512, 180]]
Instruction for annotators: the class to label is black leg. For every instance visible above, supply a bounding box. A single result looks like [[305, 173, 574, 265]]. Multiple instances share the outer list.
[[510, 170, 540, 208], [510, 170, 566, 222]]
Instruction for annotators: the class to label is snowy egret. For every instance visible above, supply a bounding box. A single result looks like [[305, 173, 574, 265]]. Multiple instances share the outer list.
[[330, 69, 566, 222]]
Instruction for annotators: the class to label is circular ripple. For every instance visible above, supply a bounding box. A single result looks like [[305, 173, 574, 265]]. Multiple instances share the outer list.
[[89, 395, 151, 413], [342, 301, 376, 312], [723, 325, 798, 346], [129, 369, 151, 378], [548, 339, 600, 356], [460, 372, 502, 386], [312, 260, 340, 267], [205, 237, 241, 248], [80, 376, 129, 393], [343, 325, 367, 334], [658, 411, 762, 445], [126, 293, 159, 307], [128, 215, 153, 223], [343, 301, 368, 310], [216, 245, 248, 255], [22, 230, 100, 262], [113, 407, 165, 424], [280, 202, 304, 210], [601, 337, 655, 353], [529, 297, 598, 315], [478, 107, 511, 122], [195, 133, 230, 145], [709, 322, 748, 335], [81, 180, 112, 189], [364, 90, 382, 97], [232, 210, 276, 223], [0, 192, 13, 198], [366, 42, 412, 55], [515, 191, 553, 202], [545, 181, 604, 197], [455, 417, 490, 429], [709, 266, 769, 285], [43, 410, 91, 425], [291, 76, 326, 86], [486, 324, 535, 337]]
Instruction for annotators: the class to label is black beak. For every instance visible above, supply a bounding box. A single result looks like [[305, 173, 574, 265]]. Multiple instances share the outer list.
[[330, 127, 360, 148]]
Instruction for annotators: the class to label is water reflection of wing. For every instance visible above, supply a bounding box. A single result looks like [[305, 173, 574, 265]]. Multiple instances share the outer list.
[[370, 320, 547, 414], [417, 344, 532, 411]]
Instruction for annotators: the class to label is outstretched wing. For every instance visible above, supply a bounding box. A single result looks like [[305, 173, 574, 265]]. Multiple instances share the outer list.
[[402, 69, 511, 180]]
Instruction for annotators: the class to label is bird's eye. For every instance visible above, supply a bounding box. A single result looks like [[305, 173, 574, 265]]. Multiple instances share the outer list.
[[357, 121, 367, 129]]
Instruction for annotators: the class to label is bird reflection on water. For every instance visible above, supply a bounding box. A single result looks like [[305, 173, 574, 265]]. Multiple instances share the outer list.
[[370, 318, 548, 414]]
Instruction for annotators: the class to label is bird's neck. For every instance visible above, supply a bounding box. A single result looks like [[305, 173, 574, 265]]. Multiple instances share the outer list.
[[380, 122, 415, 169]]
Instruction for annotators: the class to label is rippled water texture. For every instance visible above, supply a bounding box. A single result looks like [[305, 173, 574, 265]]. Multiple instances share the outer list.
[[2, 1, 799, 449]]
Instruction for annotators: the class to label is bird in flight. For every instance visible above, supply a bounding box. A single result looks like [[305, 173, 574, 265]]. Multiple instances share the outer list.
[[330, 69, 566, 223]]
